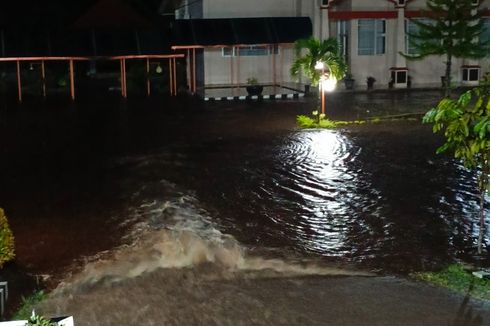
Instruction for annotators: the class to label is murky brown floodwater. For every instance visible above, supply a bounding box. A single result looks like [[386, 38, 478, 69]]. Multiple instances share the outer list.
[[0, 91, 489, 324]]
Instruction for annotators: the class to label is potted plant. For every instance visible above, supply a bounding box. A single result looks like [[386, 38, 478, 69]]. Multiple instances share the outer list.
[[343, 73, 355, 90], [246, 77, 263, 96], [367, 76, 376, 90]]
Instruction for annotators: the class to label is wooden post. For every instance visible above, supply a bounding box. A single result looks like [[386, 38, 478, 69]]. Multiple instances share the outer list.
[[41, 60, 46, 98], [69, 59, 75, 100], [191, 50, 195, 93], [16, 60, 22, 102], [173, 57, 177, 96], [146, 58, 150, 96], [230, 46, 234, 88], [236, 49, 240, 91], [279, 45, 283, 84], [272, 45, 276, 86], [187, 49, 191, 91], [120, 59, 124, 97], [120, 58, 127, 98], [123, 59, 127, 98], [168, 59, 173, 95], [192, 49, 196, 93]]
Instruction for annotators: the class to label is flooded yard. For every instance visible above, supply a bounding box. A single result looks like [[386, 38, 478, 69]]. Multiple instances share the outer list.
[[0, 91, 489, 324]]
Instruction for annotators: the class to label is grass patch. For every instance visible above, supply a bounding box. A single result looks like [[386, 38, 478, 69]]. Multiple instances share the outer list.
[[412, 264, 490, 301], [12, 290, 47, 320], [296, 113, 419, 129], [296, 115, 365, 129]]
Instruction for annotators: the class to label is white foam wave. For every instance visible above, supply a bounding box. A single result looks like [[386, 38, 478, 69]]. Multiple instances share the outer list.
[[55, 192, 371, 293]]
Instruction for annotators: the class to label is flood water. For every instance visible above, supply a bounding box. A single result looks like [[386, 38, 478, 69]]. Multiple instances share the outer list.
[[1, 91, 490, 324]]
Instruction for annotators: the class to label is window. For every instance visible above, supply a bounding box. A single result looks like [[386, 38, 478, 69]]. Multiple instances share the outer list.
[[390, 69, 408, 86], [238, 45, 269, 56], [222, 47, 235, 57], [462, 67, 480, 82], [358, 19, 385, 55], [222, 45, 278, 57], [321, 0, 331, 7], [481, 18, 490, 44], [405, 19, 433, 55], [337, 20, 349, 58]]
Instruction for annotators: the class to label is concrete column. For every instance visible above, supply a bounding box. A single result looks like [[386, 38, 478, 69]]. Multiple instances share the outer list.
[[321, 8, 330, 40], [394, 7, 406, 68], [313, 3, 321, 39]]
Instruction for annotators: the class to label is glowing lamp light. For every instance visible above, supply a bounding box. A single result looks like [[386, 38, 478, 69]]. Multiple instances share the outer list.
[[314, 60, 337, 115], [321, 76, 337, 92], [155, 64, 163, 74]]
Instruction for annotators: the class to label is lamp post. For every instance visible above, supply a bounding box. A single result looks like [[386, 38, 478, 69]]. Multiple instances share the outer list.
[[315, 60, 337, 117]]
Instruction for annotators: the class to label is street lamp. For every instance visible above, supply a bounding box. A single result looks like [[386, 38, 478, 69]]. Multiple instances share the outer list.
[[315, 60, 337, 116]]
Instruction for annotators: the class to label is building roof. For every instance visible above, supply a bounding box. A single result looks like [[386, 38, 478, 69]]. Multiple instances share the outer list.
[[71, 0, 154, 29], [0, 0, 171, 57], [171, 17, 312, 47]]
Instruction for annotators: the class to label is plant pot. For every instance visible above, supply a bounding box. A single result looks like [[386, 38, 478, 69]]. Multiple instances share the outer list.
[[441, 76, 447, 88], [344, 78, 355, 90], [246, 85, 263, 96], [304, 84, 311, 95]]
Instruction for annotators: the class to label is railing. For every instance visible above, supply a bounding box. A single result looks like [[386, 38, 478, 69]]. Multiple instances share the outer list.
[[0, 54, 185, 102]]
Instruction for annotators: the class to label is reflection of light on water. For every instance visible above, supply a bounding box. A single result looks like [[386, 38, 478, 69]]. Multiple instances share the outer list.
[[306, 130, 345, 180], [278, 130, 357, 255], [447, 161, 490, 245]]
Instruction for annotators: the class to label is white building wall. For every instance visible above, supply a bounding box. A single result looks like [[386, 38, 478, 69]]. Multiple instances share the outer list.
[[349, 18, 392, 87], [178, 0, 490, 88], [203, 46, 296, 85], [203, 0, 296, 18], [330, 0, 490, 89], [405, 0, 490, 87], [350, 0, 393, 10], [201, 0, 312, 86]]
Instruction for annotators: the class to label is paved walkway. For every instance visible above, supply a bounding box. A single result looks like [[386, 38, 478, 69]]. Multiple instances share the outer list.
[[40, 270, 490, 325]]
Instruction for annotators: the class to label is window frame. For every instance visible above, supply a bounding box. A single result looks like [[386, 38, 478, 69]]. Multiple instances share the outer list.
[[357, 19, 386, 56], [462, 67, 480, 82], [481, 17, 490, 44], [405, 18, 434, 55], [221, 45, 279, 57], [337, 20, 349, 58]]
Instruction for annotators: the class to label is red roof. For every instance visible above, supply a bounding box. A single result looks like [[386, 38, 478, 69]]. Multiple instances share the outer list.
[[72, 0, 153, 29]]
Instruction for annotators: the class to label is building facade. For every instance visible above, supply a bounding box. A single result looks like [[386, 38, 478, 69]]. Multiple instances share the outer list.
[[325, 0, 490, 88], [174, 0, 490, 89]]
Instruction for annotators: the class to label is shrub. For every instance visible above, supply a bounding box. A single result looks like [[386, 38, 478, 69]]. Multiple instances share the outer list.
[[0, 208, 15, 268], [13, 291, 47, 320], [296, 115, 317, 128], [26, 310, 55, 326], [296, 111, 358, 129]]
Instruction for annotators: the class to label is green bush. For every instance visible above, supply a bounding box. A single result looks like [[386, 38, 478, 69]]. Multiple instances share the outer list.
[[12, 291, 47, 320], [26, 311, 55, 326], [0, 208, 15, 268], [296, 112, 365, 129]]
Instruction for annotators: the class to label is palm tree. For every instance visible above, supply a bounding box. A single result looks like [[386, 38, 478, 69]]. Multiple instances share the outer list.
[[290, 37, 347, 86]]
